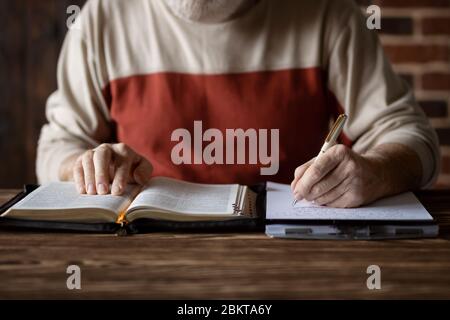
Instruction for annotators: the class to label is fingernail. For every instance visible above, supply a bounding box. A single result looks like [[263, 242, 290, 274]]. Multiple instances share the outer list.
[[97, 183, 107, 195], [294, 192, 303, 201], [87, 183, 95, 195], [77, 185, 85, 194], [112, 185, 121, 195]]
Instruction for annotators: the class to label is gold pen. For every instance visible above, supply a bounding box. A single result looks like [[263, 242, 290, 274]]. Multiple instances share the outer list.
[[292, 114, 348, 207]]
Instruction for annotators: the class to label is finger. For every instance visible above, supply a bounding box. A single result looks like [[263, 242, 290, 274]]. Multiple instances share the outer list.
[[325, 191, 355, 208], [132, 158, 153, 185], [325, 181, 364, 208], [109, 162, 116, 180], [307, 160, 350, 201], [111, 160, 132, 196], [82, 150, 96, 195], [93, 145, 112, 195], [112, 143, 132, 158], [291, 158, 315, 193], [314, 176, 352, 206], [294, 145, 347, 198], [73, 158, 86, 194]]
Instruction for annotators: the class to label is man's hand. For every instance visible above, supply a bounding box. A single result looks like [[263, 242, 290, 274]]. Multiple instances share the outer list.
[[290, 144, 422, 208], [60, 143, 153, 196]]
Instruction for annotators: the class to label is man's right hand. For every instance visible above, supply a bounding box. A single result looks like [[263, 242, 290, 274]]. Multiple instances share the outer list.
[[59, 143, 153, 196]]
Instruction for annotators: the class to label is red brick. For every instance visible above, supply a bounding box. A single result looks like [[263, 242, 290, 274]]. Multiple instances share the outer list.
[[419, 100, 448, 117], [383, 44, 449, 64], [422, 73, 450, 90], [422, 17, 450, 36], [379, 17, 414, 35], [442, 156, 450, 174], [437, 128, 450, 146], [435, 180, 450, 189]]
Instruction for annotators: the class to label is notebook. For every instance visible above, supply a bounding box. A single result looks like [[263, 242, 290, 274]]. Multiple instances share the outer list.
[[0, 177, 262, 234], [265, 182, 438, 239]]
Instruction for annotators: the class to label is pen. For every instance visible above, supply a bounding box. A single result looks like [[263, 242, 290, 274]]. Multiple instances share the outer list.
[[292, 114, 348, 206]]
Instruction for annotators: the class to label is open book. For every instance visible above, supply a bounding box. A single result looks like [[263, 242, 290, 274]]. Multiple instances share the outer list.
[[1, 178, 258, 227]]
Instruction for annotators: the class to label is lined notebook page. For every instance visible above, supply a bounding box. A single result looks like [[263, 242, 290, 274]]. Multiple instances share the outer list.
[[266, 182, 433, 221]]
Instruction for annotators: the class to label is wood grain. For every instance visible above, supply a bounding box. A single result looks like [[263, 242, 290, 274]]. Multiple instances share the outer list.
[[1, 190, 450, 299]]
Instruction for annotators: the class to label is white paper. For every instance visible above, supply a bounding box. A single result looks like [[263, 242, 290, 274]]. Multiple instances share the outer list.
[[128, 177, 238, 214], [266, 182, 433, 221]]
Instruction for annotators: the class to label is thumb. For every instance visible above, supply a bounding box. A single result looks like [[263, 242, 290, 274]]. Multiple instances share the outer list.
[[291, 158, 315, 191]]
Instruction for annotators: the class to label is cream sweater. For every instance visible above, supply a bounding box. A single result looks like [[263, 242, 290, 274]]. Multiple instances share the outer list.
[[37, 0, 440, 186]]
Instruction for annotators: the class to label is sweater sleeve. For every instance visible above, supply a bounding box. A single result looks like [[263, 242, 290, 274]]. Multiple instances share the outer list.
[[325, 0, 441, 188], [36, 4, 112, 183]]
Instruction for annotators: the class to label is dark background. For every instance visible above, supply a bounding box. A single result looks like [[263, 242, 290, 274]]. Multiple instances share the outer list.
[[0, 0, 449, 188], [0, 0, 86, 188]]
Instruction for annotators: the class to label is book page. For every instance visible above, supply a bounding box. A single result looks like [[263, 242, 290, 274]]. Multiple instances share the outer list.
[[266, 182, 433, 221], [127, 177, 238, 215], [6, 182, 138, 214]]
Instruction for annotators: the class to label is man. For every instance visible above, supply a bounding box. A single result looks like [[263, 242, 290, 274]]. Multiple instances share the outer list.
[[37, 0, 440, 208]]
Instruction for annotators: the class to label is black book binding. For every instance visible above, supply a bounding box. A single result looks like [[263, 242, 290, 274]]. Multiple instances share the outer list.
[[0, 184, 267, 235]]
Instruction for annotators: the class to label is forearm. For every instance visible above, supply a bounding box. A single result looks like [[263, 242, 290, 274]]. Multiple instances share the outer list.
[[363, 143, 423, 197], [36, 125, 89, 183]]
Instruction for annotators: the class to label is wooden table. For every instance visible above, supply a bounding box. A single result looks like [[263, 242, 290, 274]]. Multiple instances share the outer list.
[[0, 189, 449, 299]]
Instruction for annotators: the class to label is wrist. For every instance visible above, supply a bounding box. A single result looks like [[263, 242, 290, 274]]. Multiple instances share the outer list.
[[362, 151, 394, 197], [362, 144, 422, 197]]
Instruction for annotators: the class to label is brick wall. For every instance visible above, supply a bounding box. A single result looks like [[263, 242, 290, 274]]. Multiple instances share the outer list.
[[358, 0, 450, 188]]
